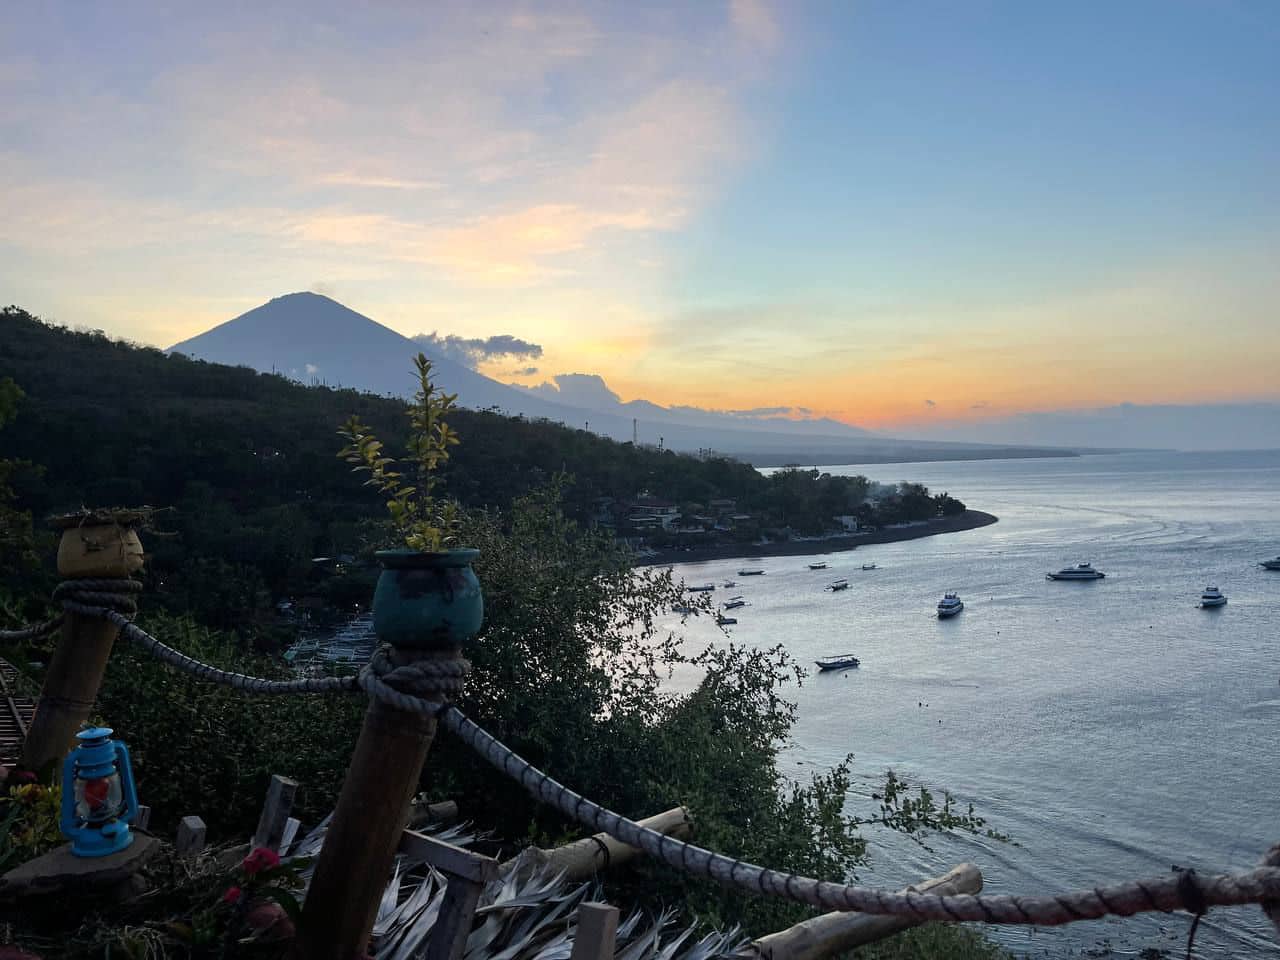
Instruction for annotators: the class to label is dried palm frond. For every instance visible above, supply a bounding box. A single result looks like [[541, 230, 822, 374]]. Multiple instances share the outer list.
[[287, 817, 752, 960]]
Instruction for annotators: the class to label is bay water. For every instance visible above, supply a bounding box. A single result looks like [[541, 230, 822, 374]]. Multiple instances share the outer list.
[[664, 450, 1280, 957]]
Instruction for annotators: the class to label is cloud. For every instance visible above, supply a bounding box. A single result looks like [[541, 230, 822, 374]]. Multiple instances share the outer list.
[[509, 366, 539, 377], [521, 373, 622, 409], [970, 401, 988, 410], [924, 399, 936, 408], [413, 332, 543, 370], [304, 363, 320, 376]]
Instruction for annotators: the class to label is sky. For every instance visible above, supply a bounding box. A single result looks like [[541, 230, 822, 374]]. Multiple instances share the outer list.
[[3, 1, 1279, 431]]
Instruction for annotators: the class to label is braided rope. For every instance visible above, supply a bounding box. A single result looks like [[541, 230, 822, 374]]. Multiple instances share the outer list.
[[56, 579, 359, 695], [0, 615, 64, 642], [440, 706, 1280, 926]]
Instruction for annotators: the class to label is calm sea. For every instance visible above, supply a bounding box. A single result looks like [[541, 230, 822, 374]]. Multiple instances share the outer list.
[[665, 450, 1280, 958]]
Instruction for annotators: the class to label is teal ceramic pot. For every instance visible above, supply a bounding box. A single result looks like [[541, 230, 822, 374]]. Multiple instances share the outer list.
[[373, 548, 484, 649]]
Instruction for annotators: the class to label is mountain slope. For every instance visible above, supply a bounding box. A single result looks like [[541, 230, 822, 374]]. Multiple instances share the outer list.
[[167, 293, 1072, 461]]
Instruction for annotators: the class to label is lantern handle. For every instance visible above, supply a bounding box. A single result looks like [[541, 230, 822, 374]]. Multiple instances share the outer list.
[[59, 749, 78, 837], [115, 739, 140, 827]]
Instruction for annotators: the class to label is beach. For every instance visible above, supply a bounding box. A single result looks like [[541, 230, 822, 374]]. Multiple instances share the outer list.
[[635, 509, 998, 566]]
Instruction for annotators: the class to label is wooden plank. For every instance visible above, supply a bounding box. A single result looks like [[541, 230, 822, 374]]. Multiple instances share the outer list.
[[424, 876, 484, 960], [175, 815, 207, 859], [252, 774, 298, 852], [570, 902, 619, 960], [399, 829, 498, 884]]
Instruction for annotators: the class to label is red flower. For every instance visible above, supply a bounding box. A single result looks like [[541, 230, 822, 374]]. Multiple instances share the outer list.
[[223, 886, 243, 904], [241, 847, 281, 876]]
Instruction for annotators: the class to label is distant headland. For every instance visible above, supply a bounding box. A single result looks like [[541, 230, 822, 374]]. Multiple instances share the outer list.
[[635, 509, 998, 567]]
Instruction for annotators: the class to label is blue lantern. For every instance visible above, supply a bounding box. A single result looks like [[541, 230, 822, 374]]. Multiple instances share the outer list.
[[60, 727, 139, 857]]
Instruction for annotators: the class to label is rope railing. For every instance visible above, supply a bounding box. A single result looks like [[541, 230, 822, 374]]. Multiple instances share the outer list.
[[440, 706, 1280, 930], [8, 577, 1280, 941]]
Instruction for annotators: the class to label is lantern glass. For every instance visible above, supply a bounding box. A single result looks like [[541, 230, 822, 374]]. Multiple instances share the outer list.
[[74, 771, 124, 824]]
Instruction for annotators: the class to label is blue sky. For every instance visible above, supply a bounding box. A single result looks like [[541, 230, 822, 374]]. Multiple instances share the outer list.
[[2, 1, 1277, 427]]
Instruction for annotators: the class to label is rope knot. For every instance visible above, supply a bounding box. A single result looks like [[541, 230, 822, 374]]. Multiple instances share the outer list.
[[54, 577, 143, 618], [359, 644, 471, 715]]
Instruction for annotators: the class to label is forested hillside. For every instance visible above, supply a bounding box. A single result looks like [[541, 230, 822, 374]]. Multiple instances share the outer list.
[[0, 306, 959, 635]]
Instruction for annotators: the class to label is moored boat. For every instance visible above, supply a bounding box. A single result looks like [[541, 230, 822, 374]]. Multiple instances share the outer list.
[[1261, 557, 1280, 571], [716, 613, 737, 625], [723, 596, 747, 610], [808, 562, 828, 570], [937, 593, 964, 618], [815, 654, 860, 671], [826, 578, 849, 591], [1047, 562, 1106, 581], [686, 582, 716, 592], [861, 563, 877, 570], [1199, 586, 1227, 608], [739, 568, 766, 576], [722, 580, 737, 587]]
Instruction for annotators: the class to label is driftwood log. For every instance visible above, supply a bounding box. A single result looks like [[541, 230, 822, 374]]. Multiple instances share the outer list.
[[749, 863, 983, 960], [503, 806, 692, 881]]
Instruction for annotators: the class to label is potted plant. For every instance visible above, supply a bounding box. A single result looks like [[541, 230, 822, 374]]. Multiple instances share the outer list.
[[338, 353, 482, 649]]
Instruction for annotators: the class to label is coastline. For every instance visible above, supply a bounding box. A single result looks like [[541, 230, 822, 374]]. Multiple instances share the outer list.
[[633, 509, 998, 567]]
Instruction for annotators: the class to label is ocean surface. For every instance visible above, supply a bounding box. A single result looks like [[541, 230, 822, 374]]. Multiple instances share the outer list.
[[662, 450, 1280, 958]]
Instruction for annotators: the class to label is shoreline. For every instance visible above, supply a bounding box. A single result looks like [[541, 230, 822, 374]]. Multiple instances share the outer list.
[[633, 509, 998, 567]]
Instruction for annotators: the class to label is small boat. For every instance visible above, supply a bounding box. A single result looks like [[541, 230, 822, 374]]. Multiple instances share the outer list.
[[1047, 562, 1106, 581], [815, 654, 860, 671], [671, 603, 696, 615], [826, 579, 849, 592], [722, 580, 737, 587], [1199, 586, 1227, 608], [739, 568, 766, 576], [861, 563, 877, 571], [686, 583, 716, 592], [808, 562, 828, 570], [723, 596, 747, 610], [716, 614, 737, 626], [1261, 557, 1280, 571], [937, 593, 964, 618]]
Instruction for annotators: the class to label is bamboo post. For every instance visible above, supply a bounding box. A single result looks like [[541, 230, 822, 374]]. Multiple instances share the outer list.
[[749, 863, 983, 960], [20, 517, 144, 773], [297, 647, 459, 960], [501, 806, 693, 881]]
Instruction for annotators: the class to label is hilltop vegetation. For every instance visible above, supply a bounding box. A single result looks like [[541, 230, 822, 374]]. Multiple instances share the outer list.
[[0, 306, 962, 636]]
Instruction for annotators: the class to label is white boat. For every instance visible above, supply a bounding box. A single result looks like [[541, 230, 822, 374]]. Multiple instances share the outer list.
[[738, 568, 766, 576], [722, 580, 737, 588], [815, 654, 860, 671], [1199, 586, 1227, 608], [686, 582, 716, 592], [723, 596, 747, 610], [716, 614, 738, 626], [861, 563, 877, 571], [826, 579, 849, 592], [1261, 557, 1280, 571], [1047, 562, 1106, 581], [808, 562, 828, 570], [937, 593, 964, 618]]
